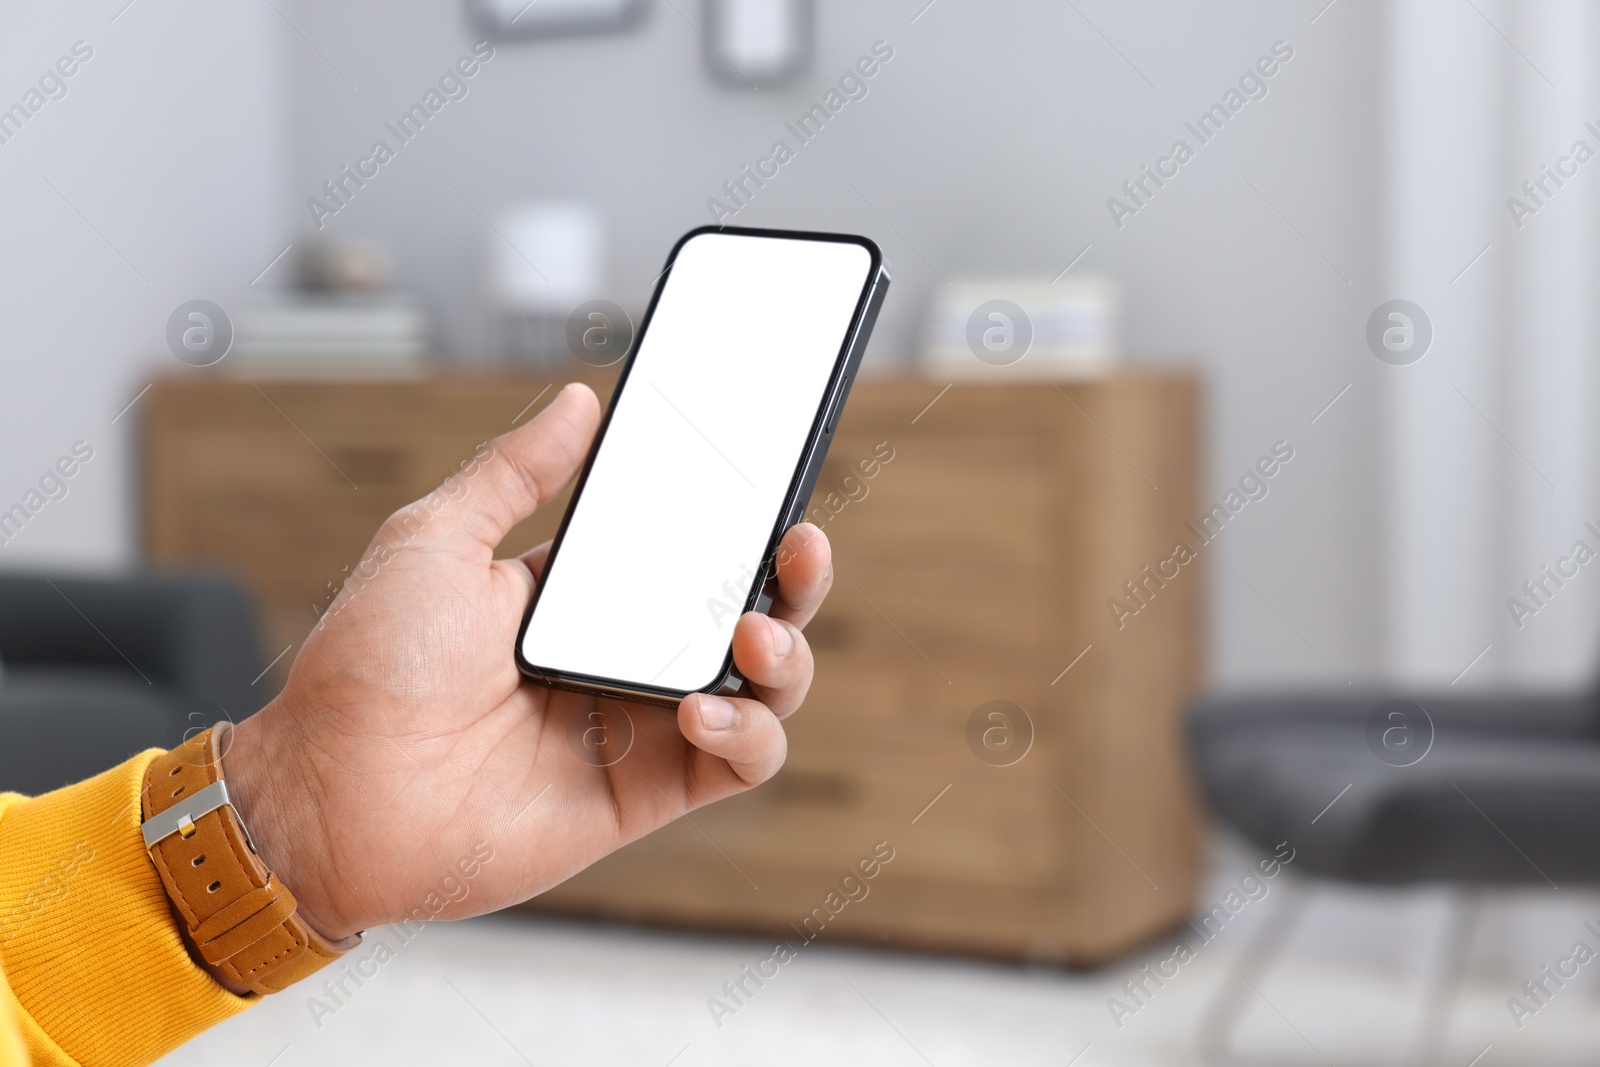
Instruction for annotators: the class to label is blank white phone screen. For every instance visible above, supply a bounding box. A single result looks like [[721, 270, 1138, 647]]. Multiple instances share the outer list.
[[520, 232, 874, 693]]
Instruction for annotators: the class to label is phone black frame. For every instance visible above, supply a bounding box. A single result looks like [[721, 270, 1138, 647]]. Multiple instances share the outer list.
[[513, 224, 890, 706]]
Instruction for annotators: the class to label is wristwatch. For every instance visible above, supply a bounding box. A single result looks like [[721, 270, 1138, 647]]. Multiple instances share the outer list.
[[140, 724, 361, 994]]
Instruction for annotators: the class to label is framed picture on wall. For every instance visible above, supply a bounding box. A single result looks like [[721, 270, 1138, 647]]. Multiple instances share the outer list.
[[704, 0, 812, 88], [467, 0, 650, 39]]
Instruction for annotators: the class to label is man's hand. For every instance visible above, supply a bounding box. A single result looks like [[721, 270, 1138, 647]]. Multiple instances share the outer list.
[[223, 383, 832, 941]]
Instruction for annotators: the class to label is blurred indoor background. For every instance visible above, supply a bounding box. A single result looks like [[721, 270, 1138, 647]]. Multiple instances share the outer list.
[[5, 0, 1600, 1064]]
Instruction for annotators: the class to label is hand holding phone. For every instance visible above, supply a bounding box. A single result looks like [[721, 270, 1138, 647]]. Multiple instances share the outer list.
[[223, 383, 836, 940], [220, 225, 883, 938]]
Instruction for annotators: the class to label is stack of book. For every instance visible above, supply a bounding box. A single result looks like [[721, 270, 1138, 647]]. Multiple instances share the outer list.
[[920, 276, 1122, 380], [228, 297, 429, 377]]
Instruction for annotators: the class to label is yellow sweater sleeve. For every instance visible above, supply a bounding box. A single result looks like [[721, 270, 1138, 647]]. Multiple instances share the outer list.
[[0, 753, 253, 1066], [0, 969, 26, 1067]]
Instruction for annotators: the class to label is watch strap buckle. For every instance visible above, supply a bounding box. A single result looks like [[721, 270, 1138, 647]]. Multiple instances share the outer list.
[[141, 779, 232, 849]]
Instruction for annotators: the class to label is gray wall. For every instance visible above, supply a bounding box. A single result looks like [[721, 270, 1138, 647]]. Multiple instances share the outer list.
[[0, 0, 1387, 689], [286, 0, 1386, 686], [0, 0, 288, 567]]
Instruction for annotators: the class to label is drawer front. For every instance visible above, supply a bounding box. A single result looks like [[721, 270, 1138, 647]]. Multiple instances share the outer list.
[[813, 431, 1050, 593], [144, 380, 588, 658], [801, 427, 1051, 725], [751, 715, 1066, 885]]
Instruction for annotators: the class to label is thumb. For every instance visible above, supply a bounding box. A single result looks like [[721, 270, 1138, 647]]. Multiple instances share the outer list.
[[409, 383, 601, 553]]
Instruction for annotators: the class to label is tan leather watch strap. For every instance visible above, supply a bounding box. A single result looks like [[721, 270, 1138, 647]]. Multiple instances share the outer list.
[[141, 725, 360, 995]]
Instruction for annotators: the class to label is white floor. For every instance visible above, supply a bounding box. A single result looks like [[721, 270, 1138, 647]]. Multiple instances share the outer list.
[[157, 839, 1600, 1066]]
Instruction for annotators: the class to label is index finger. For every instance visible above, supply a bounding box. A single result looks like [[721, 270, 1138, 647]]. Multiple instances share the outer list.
[[770, 523, 832, 629]]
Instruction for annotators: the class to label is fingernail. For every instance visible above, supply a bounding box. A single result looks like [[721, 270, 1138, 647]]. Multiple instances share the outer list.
[[766, 616, 793, 657], [698, 695, 739, 731]]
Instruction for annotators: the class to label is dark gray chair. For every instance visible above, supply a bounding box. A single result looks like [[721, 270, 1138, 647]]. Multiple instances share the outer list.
[[1187, 687, 1600, 1064], [0, 572, 269, 796]]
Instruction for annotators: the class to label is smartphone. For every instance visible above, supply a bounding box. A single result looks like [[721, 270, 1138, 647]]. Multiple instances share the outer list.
[[514, 225, 889, 705]]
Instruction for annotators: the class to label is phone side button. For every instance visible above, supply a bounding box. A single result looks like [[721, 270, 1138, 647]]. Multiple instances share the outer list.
[[824, 376, 851, 434]]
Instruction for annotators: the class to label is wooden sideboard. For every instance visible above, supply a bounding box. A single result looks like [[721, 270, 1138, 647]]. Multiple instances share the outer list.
[[143, 372, 1204, 964]]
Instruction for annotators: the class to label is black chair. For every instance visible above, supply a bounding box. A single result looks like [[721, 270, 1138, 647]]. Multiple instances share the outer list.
[[1187, 686, 1600, 1064], [0, 572, 269, 796]]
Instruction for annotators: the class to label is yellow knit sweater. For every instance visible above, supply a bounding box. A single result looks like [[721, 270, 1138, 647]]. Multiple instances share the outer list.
[[0, 752, 252, 1066]]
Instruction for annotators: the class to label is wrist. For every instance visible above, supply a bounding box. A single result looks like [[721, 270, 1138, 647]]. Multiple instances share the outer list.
[[224, 708, 360, 942]]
